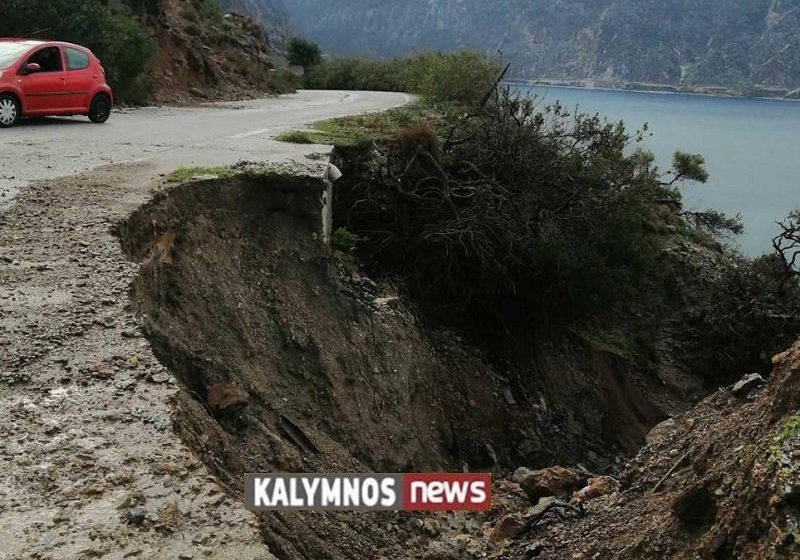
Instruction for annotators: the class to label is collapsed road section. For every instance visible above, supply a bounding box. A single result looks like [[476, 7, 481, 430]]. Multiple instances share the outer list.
[[115, 170, 523, 558]]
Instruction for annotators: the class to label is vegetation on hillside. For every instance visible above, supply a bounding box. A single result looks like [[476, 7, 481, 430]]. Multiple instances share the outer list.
[[287, 0, 800, 94], [306, 51, 501, 106], [323, 73, 800, 381]]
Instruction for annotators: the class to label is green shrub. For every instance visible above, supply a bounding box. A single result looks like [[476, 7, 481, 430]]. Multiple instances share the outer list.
[[414, 52, 500, 106], [182, 8, 198, 22], [306, 52, 501, 107], [287, 37, 322, 73], [268, 68, 302, 94], [191, 0, 221, 21], [337, 91, 668, 331], [0, 0, 154, 104], [331, 228, 359, 253]]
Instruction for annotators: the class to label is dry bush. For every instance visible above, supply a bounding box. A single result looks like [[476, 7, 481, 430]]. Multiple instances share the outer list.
[[396, 123, 437, 159]]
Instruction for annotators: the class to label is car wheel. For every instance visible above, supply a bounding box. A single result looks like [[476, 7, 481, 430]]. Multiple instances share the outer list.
[[88, 94, 111, 124], [0, 94, 20, 128]]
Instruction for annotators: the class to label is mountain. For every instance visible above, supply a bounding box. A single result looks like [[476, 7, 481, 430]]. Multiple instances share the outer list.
[[285, 0, 800, 94]]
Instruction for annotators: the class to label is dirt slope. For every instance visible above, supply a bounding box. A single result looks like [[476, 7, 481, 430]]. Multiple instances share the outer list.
[[149, 0, 289, 103], [518, 340, 800, 559], [466, 340, 800, 560], [116, 172, 524, 558], [112, 168, 728, 559]]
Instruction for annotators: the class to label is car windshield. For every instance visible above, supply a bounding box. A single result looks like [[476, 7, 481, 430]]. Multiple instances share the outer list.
[[0, 42, 33, 69]]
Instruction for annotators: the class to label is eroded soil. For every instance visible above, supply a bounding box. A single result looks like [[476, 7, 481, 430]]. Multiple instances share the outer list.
[[112, 170, 707, 559]]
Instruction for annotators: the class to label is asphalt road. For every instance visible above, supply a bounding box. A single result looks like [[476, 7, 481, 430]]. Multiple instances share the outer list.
[[0, 90, 412, 210]]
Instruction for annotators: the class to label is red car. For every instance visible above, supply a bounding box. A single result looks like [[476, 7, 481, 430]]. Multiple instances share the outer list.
[[0, 38, 113, 128]]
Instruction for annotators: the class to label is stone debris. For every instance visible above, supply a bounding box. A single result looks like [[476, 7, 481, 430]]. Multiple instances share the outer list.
[[645, 418, 675, 444], [490, 514, 524, 541], [126, 506, 148, 525], [570, 476, 619, 504], [518, 466, 588, 501], [730, 372, 766, 396]]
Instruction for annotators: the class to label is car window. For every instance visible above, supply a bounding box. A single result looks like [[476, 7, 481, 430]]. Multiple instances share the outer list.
[[65, 48, 90, 71], [27, 47, 62, 72], [0, 43, 31, 69]]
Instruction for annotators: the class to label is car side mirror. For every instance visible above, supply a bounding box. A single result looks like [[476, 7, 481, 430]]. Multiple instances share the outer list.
[[24, 62, 41, 74]]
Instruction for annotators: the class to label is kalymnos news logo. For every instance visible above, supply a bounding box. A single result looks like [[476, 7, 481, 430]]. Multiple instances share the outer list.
[[244, 473, 491, 511]]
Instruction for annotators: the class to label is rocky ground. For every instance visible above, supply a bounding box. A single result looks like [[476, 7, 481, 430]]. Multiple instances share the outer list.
[[408, 348, 800, 560], [0, 164, 278, 559]]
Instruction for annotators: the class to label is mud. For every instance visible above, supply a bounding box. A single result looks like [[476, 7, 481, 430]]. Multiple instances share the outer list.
[[0, 164, 272, 559]]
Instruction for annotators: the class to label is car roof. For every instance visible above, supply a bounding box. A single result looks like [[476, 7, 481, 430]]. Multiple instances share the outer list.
[[0, 38, 46, 46], [0, 38, 89, 50]]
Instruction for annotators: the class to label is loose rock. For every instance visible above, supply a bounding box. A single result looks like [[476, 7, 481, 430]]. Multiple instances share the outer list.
[[731, 373, 766, 396], [519, 466, 588, 501], [571, 476, 619, 504], [646, 418, 675, 444], [490, 514, 524, 541], [126, 505, 148, 525]]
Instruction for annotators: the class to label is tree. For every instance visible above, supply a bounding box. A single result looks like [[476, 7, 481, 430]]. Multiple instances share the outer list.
[[337, 89, 674, 328], [663, 151, 710, 185], [657, 151, 742, 238], [287, 37, 322, 74], [773, 210, 800, 281], [122, 0, 165, 21]]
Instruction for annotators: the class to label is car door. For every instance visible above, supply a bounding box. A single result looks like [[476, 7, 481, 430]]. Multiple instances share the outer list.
[[64, 46, 93, 111], [19, 46, 68, 113]]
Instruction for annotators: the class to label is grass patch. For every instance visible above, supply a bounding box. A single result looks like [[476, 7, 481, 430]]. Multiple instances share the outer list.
[[165, 166, 240, 183], [275, 130, 317, 144], [779, 414, 800, 443], [769, 413, 800, 468], [276, 106, 438, 147]]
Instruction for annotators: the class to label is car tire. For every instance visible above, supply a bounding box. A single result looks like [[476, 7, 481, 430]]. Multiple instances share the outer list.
[[0, 94, 20, 128], [88, 94, 111, 124]]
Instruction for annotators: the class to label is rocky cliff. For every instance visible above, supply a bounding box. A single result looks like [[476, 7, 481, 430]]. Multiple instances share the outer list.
[[285, 0, 800, 93], [219, 0, 291, 49], [148, 0, 291, 102]]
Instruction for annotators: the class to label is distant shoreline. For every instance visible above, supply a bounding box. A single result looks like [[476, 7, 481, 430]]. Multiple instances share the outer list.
[[508, 78, 800, 103]]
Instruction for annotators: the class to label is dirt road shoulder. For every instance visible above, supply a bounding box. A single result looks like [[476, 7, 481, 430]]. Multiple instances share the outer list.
[[0, 163, 275, 559]]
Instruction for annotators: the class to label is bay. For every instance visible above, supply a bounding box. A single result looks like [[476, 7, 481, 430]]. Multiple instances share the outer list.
[[515, 83, 800, 256]]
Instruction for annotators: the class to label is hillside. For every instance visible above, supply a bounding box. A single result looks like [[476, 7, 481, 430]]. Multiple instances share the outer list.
[[219, 0, 291, 50], [285, 0, 800, 95], [148, 0, 293, 102]]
